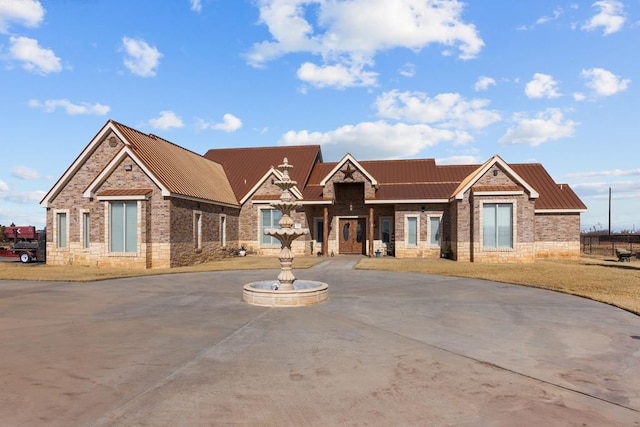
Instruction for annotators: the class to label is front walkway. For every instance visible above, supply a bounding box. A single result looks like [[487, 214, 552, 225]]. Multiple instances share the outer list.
[[1, 260, 639, 425]]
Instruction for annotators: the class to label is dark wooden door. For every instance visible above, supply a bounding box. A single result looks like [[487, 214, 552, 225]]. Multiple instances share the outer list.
[[339, 218, 365, 254]]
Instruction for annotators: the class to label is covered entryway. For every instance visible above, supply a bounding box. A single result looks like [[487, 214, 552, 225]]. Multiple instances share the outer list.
[[339, 218, 366, 254]]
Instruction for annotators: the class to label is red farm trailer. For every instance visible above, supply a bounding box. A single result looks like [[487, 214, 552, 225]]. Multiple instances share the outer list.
[[2, 226, 46, 263]]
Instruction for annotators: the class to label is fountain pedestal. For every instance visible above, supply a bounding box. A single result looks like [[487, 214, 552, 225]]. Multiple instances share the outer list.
[[243, 158, 328, 307]]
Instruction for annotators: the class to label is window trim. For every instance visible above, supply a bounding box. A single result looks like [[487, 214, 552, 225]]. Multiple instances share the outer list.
[[220, 214, 227, 247], [54, 209, 69, 249], [81, 210, 90, 250], [481, 201, 516, 250], [107, 200, 139, 255], [405, 215, 419, 247], [427, 214, 442, 248], [259, 207, 282, 246], [194, 211, 202, 250]]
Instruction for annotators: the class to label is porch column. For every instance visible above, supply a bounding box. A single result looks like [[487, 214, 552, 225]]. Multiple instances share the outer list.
[[369, 206, 374, 257], [323, 206, 329, 257]]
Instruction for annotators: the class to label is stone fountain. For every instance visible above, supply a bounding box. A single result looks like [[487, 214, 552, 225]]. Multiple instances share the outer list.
[[242, 158, 328, 307]]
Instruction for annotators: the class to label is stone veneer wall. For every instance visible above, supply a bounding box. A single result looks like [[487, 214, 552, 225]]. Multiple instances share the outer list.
[[46, 131, 140, 267], [169, 198, 240, 267], [393, 203, 447, 258], [534, 213, 581, 260], [455, 164, 537, 263]]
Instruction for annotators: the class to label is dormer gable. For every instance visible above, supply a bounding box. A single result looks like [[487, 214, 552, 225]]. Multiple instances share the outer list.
[[319, 153, 378, 186], [451, 155, 539, 200]]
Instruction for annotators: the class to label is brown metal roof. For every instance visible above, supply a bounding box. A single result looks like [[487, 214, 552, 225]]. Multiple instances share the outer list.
[[511, 164, 587, 210], [303, 155, 584, 209], [204, 145, 322, 201], [111, 121, 238, 206]]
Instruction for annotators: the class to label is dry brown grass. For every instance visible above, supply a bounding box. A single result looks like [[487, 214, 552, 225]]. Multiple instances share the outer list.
[[0, 256, 323, 282], [357, 255, 640, 315]]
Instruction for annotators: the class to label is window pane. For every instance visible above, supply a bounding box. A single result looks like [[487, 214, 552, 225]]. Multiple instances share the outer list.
[[497, 204, 512, 248], [316, 220, 324, 243], [110, 203, 124, 252], [261, 210, 271, 245], [220, 216, 226, 246], [407, 217, 417, 246], [125, 201, 137, 252], [261, 209, 282, 245], [381, 219, 390, 244], [194, 213, 201, 249], [483, 204, 496, 248], [83, 213, 90, 249], [57, 213, 67, 248], [430, 217, 440, 246]]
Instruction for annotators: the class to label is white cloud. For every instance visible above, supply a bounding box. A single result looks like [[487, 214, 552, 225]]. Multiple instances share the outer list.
[[436, 155, 482, 165], [297, 62, 377, 88], [474, 76, 496, 91], [3, 190, 46, 204], [536, 7, 564, 25], [28, 99, 110, 115], [149, 111, 184, 130], [582, 0, 626, 35], [375, 90, 501, 130], [9, 36, 62, 75], [566, 168, 640, 179], [0, 180, 8, 192], [247, 0, 483, 88], [279, 120, 462, 160], [399, 63, 416, 78], [11, 166, 40, 180], [0, 0, 44, 33], [196, 114, 243, 132], [499, 108, 577, 146], [573, 92, 586, 101], [525, 73, 561, 99], [190, 0, 202, 13], [580, 67, 630, 96], [122, 37, 162, 77]]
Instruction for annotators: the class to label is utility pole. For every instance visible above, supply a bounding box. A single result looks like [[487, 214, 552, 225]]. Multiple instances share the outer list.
[[608, 187, 612, 235]]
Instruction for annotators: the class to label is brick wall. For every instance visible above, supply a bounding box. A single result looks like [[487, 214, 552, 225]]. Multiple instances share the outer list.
[[534, 213, 581, 259]]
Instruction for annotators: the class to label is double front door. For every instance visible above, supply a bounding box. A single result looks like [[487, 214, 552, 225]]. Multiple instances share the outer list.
[[339, 218, 366, 255]]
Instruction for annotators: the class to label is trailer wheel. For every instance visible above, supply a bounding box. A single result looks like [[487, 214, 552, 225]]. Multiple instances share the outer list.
[[19, 253, 32, 263]]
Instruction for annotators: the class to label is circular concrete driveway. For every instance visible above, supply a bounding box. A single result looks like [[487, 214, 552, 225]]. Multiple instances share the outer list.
[[1, 259, 639, 426]]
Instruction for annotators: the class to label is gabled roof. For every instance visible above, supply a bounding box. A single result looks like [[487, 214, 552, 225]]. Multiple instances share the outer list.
[[300, 154, 585, 211], [42, 120, 238, 208], [204, 145, 321, 202], [511, 164, 586, 211], [451, 155, 539, 200], [319, 153, 378, 186]]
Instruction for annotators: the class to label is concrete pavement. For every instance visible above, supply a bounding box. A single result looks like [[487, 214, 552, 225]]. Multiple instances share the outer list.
[[1, 259, 639, 426]]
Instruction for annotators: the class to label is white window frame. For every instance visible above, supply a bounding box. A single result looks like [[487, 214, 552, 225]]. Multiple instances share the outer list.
[[405, 215, 419, 247], [220, 214, 227, 247], [80, 210, 90, 250], [259, 207, 282, 246], [427, 214, 442, 248], [107, 200, 139, 254], [194, 211, 202, 249], [481, 201, 516, 250], [54, 209, 69, 249]]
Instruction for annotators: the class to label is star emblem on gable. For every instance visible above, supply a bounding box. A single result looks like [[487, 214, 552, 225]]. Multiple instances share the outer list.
[[342, 163, 356, 180]]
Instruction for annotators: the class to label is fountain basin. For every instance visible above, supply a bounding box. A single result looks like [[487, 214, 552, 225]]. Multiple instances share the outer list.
[[243, 280, 328, 307]]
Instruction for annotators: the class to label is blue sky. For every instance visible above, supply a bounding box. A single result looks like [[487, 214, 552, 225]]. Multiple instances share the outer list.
[[0, 0, 638, 232]]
